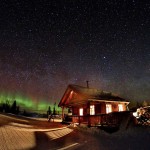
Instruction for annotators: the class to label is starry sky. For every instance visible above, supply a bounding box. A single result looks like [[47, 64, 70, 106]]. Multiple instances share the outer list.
[[0, 0, 150, 111]]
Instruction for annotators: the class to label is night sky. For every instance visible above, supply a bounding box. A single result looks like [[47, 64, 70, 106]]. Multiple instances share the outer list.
[[0, 0, 150, 111]]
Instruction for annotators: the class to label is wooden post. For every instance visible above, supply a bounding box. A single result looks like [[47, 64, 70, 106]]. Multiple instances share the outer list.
[[87, 101, 91, 127], [62, 106, 64, 121], [79, 116, 80, 125]]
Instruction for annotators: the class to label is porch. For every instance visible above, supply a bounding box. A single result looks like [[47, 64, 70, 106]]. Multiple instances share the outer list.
[[70, 111, 132, 128]]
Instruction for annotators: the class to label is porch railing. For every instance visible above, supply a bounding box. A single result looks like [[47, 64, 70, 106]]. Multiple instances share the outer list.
[[71, 111, 132, 127]]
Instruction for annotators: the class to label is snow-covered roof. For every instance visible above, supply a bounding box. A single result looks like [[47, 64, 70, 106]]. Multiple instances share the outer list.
[[58, 84, 129, 107], [69, 84, 122, 99]]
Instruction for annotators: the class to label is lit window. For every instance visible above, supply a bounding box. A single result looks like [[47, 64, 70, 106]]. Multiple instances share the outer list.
[[90, 105, 95, 115], [79, 108, 83, 116], [118, 104, 123, 111], [106, 104, 112, 114]]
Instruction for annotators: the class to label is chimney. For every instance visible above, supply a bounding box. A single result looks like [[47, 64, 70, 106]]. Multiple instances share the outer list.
[[86, 80, 89, 88]]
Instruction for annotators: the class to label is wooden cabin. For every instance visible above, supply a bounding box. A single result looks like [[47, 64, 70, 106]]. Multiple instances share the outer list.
[[58, 84, 130, 127]]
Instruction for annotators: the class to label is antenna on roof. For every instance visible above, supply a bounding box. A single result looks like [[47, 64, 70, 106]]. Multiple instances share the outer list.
[[86, 80, 89, 88]]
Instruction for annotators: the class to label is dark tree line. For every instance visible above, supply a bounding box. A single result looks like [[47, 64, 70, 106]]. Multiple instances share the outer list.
[[0, 100, 60, 118], [47, 102, 59, 117], [0, 100, 20, 114], [129, 100, 150, 111]]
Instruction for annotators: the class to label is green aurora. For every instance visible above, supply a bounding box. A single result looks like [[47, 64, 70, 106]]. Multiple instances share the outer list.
[[0, 91, 60, 113]]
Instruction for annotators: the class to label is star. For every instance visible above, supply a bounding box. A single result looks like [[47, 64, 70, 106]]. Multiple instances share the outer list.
[[0, 0, 149, 112]]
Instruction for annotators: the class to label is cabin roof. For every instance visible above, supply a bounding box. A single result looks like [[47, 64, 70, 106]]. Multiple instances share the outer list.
[[58, 84, 129, 107]]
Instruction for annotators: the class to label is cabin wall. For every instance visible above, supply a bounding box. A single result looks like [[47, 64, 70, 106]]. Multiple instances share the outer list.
[[112, 103, 118, 111], [89, 102, 126, 114], [72, 102, 127, 116], [72, 107, 78, 115], [95, 103, 101, 114], [83, 105, 87, 116], [100, 102, 106, 114], [122, 103, 127, 111], [72, 102, 107, 115], [72, 105, 88, 116], [71, 102, 128, 125], [112, 103, 127, 111]]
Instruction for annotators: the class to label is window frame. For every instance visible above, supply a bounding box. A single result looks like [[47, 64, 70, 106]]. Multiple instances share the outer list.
[[118, 104, 123, 111], [90, 105, 95, 115], [79, 108, 83, 116], [106, 104, 112, 114]]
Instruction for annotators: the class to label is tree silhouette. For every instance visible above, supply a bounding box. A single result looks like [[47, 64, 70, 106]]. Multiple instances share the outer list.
[[11, 100, 17, 114], [16, 106, 20, 114], [53, 102, 56, 115], [47, 106, 52, 117], [142, 100, 148, 107], [136, 101, 142, 108], [5, 100, 11, 113]]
